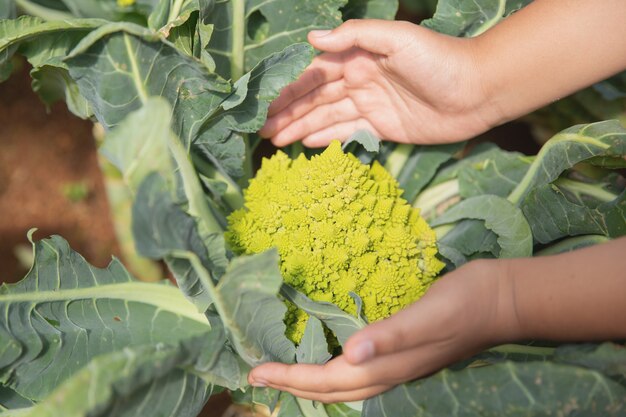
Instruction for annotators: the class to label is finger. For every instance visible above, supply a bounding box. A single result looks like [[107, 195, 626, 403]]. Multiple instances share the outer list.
[[249, 346, 440, 394], [343, 293, 448, 365], [309, 19, 413, 56], [260, 79, 348, 138], [264, 382, 392, 403], [300, 119, 379, 148], [270, 98, 359, 147], [268, 53, 347, 117]]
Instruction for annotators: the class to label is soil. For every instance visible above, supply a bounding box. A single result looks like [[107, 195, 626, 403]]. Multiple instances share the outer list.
[[0, 63, 119, 282]]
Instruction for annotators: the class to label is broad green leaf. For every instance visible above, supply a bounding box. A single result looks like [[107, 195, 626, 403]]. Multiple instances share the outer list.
[[0, 0, 15, 20], [65, 24, 233, 166], [428, 142, 500, 187], [422, 0, 531, 37], [394, 142, 465, 203], [231, 386, 281, 415], [55, 0, 152, 21], [438, 219, 499, 258], [179, 249, 296, 366], [508, 120, 626, 205], [16, 341, 213, 417], [326, 403, 362, 417], [132, 174, 227, 310], [213, 250, 296, 366], [555, 343, 626, 382], [66, 25, 312, 181], [0, 233, 212, 400], [522, 184, 626, 243], [100, 97, 173, 191], [296, 316, 332, 365], [148, 0, 199, 31], [0, 16, 102, 82], [281, 285, 366, 347], [536, 234, 610, 256], [364, 360, 626, 417], [341, 0, 399, 20], [0, 385, 33, 412], [458, 149, 531, 198], [0, 16, 103, 56], [202, 0, 345, 79], [30, 65, 93, 119], [277, 393, 331, 417], [432, 195, 533, 258]]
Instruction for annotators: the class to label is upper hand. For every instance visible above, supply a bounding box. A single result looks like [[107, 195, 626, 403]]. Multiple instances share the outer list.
[[259, 19, 500, 148], [248, 260, 517, 403]]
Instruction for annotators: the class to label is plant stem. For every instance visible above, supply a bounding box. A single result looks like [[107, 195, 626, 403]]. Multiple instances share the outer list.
[[230, 0, 245, 81], [15, 0, 74, 20], [488, 344, 556, 357], [553, 177, 618, 202], [167, 0, 185, 24], [168, 133, 224, 236], [384, 143, 413, 178], [295, 398, 331, 417], [191, 153, 244, 211], [412, 179, 460, 217], [536, 235, 609, 256], [229, 0, 254, 184]]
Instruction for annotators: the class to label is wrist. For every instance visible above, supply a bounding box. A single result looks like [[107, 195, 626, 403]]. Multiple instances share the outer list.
[[488, 258, 526, 343], [467, 36, 512, 130]]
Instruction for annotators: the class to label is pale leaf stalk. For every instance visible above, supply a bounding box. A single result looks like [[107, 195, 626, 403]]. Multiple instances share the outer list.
[[536, 235, 610, 256], [488, 344, 556, 357], [14, 0, 74, 20], [230, 0, 255, 183], [171, 250, 265, 363], [384, 143, 413, 178], [553, 177, 619, 202], [168, 132, 224, 236], [167, 0, 185, 24], [296, 398, 331, 417]]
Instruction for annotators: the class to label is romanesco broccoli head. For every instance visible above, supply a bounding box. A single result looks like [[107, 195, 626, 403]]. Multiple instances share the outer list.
[[226, 141, 445, 343]]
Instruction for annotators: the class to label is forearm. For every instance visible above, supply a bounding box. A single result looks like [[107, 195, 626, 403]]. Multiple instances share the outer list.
[[475, 0, 626, 126], [502, 237, 626, 342]]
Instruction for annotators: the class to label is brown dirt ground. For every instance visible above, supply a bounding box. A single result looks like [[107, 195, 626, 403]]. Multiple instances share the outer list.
[[0, 63, 119, 282]]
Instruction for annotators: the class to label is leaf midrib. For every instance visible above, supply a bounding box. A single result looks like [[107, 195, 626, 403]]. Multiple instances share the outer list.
[[0, 282, 208, 325]]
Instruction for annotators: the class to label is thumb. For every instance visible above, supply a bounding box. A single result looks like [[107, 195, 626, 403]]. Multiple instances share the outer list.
[[308, 19, 412, 56], [342, 303, 427, 365]]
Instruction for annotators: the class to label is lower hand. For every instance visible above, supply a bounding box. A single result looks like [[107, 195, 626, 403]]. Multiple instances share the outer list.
[[248, 259, 516, 403]]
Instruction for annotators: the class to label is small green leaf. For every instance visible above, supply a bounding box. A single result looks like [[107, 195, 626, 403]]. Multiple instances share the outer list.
[[432, 195, 533, 258], [296, 317, 332, 365], [281, 285, 366, 347]]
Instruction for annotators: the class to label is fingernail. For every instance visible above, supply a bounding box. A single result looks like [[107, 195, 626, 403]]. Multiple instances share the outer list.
[[350, 340, 375, 364], [251, 379, 267, 388], [309, 30, 332, 38]]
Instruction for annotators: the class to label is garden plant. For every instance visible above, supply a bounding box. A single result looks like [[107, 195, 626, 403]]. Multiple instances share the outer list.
[[0, 0, 625, 416]]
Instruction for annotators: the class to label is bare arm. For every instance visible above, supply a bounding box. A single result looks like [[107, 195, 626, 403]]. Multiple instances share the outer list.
[[248, 238, 626, 403], [503, 237, 626, 342], [478, 0, 626, 127]]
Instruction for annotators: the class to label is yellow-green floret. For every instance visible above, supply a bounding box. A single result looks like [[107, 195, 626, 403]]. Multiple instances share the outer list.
[[117, 0, 135, 7], [226, 141, 445, 343]]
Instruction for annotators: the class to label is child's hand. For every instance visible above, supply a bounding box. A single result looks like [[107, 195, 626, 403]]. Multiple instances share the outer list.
[[259, 19, 498, 147], [248, 260, 516, 402]]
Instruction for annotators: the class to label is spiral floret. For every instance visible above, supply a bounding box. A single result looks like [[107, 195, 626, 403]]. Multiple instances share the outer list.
[[226, 141, 444, 343]]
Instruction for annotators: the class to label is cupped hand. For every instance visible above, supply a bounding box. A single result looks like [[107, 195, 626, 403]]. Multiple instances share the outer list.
[[259, 19, 500, 148], [248, 260, 518, 403]]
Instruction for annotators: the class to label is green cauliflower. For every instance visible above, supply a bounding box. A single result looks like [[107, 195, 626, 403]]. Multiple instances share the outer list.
[[226, 141, 444, 343]]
